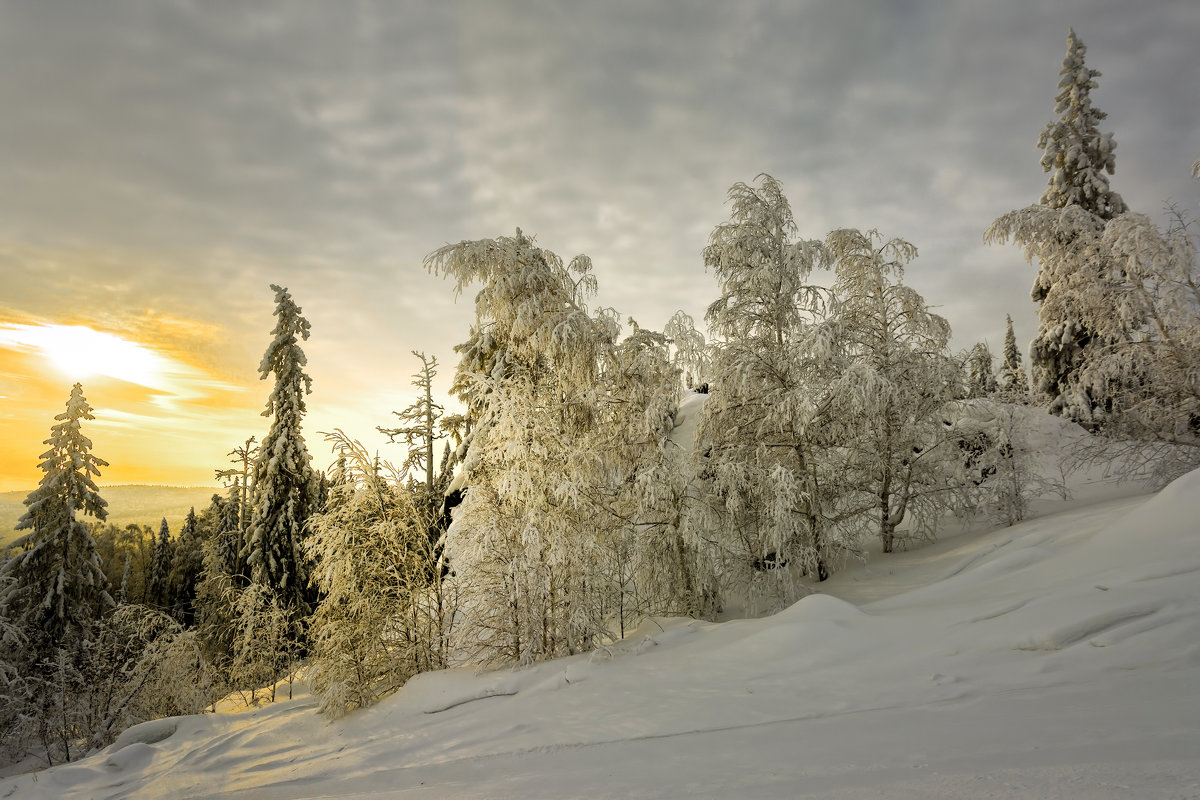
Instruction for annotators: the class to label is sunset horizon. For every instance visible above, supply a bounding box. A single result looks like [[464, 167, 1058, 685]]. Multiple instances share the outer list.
[[0, 311, 419, 493], [2, 2, 1197, 495]]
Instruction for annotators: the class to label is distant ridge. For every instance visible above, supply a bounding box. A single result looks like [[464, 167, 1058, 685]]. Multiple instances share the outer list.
[[1, 485, 222, 546]]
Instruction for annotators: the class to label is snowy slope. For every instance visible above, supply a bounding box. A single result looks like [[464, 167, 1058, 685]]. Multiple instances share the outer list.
[[6, 410, 1200, 799]]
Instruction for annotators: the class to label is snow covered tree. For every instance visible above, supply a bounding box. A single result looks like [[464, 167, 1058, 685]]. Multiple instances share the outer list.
[[582, 324, 705, 628], [966, 341, 999, 399], [697, 175, 840, 599], [243, 285, 320, 615], [215, 436, 258, 566], [0, 385, 113, 666], [168, 507, 204, 624], [998, 314, 1030, 399], [981, 404, 1041, 527], [74, 605, 212, 753], [117, 553, 131, 604], [0, 579, 30, 760], [379, 351, 445, 496], [664, 310, 709, 392], [990, 29, 1128, 421], [305, 431, 454, 717], [229, 582, 301, 704], [0, 385, 123, 764], [148, 518, 173, 609], [377, 350, 456, 569], [1069, 205, 1200, 480], [193, 493, 243, 685], [430, 229, 696, 660], [823, 228, 961, 553], [992, 158, 1200, 484], [1036, 29, 1125, 220], [427, 229, 615, 663]]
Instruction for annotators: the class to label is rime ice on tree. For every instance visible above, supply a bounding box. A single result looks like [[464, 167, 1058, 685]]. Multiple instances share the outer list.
[[1036, 29, 1125, 221], [0, 384, 113, 662], [988, 29, 1129, 422], [242, 285, 320, 614]]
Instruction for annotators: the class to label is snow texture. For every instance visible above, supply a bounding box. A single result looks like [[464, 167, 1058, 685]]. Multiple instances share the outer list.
[[5, 407, 1200, 798]]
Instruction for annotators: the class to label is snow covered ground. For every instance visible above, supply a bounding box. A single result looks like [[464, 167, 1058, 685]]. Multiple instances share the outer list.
[[6, 409, 1200, 798]]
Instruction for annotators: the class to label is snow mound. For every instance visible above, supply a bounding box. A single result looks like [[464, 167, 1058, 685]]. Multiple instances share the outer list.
[[111, 718, 179, 751], [1090, 464, 1200, 550], [104, 742, 156, 772], [6, 467, 1200, 798], [774, 592, 865, 622]]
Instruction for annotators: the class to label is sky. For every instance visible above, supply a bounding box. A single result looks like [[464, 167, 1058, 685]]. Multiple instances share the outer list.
[[1, 0, 1198, 492]]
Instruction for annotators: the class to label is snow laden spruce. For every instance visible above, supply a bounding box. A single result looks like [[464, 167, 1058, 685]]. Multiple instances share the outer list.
[[988, 28, 1200, 481], [0, 386, 209, 766], [242, 284, 321, 617]]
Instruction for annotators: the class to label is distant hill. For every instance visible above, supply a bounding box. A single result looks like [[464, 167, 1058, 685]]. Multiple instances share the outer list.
[[0, 485, 222, 547]]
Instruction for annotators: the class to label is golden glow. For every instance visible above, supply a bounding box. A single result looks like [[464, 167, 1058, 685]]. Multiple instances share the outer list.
[[0, 323, 167, 386], [0, 319, 267, 491]]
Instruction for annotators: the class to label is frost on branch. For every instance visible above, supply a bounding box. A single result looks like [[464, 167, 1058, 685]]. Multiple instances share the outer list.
[[242, 285, 320, 616], [427, 230, 703, 665], [0, 384, 112, 667], [1037, 29, 1125, 221], [697, 175, 837, 602], [664, 310, 710, 392], [823, 228, 961, 554], [989, 30, 1131, 424]]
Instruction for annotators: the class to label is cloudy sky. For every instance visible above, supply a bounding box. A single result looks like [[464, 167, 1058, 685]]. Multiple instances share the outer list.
[[1, 0, 1198, 492]]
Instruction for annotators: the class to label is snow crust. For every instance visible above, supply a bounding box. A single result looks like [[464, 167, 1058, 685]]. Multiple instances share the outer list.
[[5, 406, 1200, 799]]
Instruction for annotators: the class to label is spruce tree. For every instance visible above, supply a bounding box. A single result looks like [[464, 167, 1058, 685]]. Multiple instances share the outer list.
[[1035, 29, 1125, 221], [168, 506, 204, 624], [1000, 314, 1029, 397], [242, 285, 319, 614], [989, 29, 1129, 422], [966, 342, 998, 399], [1032, 29, 1125, 410], [0, 384, 113, 664], [149, 518, 173, 608]]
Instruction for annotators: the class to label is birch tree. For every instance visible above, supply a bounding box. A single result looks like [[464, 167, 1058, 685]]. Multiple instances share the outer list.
[[426, 229, 613, 664], [305, 432, 455, 717], [823, 228, 961, 553], [698, 175, 839, 597]]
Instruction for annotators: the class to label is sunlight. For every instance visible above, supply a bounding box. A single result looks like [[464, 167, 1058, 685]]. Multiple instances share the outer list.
[[0, 323, 168, 387]]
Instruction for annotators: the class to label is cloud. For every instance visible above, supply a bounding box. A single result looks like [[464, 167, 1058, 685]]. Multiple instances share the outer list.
[[1, 0, 1199, 487]]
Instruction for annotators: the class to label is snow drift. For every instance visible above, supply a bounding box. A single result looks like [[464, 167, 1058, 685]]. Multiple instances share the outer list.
[[5, 458, 1199, 798]]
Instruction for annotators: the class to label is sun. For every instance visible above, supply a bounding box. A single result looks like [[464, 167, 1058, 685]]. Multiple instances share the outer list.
[[0, 323, 166, 386]]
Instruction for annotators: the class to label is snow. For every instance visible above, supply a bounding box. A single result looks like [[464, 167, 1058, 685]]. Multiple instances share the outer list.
[[5, 407, 1200, 798]]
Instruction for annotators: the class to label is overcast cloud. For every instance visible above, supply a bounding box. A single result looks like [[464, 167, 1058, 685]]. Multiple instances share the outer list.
[[1, 0, 1198, 481]]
